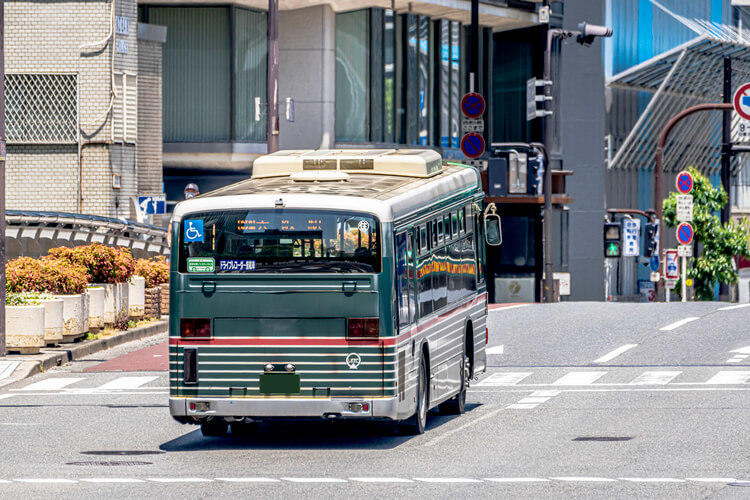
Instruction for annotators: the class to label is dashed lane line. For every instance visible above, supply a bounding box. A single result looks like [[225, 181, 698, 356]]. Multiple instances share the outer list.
[[486, 345, 504, 355], [19, 378, 84, 391], [704, 371, 750, 384], [97, 376, 159, 390], [628, 371, 682, 385], [552, 372, 607, 386], [717, 304, 750, 311], [593, 344, 638, 364], [659, 317, 700, 331], [506, 390, 560, 410], [0, 477, 747, 485], [726, 354, 748, 364]]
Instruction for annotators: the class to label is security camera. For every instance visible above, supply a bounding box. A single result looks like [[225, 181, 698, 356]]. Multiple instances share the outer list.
[[578, 22, 612, 38]]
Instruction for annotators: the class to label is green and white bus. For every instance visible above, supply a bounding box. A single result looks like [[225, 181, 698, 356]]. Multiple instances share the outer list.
[[169, 149, 500, 435]]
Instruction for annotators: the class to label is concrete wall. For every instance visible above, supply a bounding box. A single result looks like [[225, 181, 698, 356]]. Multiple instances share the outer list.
[[561, 0, 607, 300], [278, 5, 335, 149]]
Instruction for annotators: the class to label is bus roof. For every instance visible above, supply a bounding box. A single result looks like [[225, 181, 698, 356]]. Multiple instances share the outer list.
[[172, 151, 481, 224]]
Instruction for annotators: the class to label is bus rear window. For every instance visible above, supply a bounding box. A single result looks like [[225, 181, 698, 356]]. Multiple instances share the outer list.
[[179, 209, 381, 273]]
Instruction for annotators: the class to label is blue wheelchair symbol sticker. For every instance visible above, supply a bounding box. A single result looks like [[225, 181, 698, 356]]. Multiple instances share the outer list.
[[184, 219, 204, 242]]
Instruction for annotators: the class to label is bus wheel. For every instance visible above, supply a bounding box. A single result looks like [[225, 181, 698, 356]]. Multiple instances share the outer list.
[[440, 354, 468, 415], [200, 418, 228, 437], [404, 353, 428, 435]]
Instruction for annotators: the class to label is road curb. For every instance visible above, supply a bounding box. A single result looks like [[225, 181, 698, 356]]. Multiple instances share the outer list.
[[1, 318, 168, 386]]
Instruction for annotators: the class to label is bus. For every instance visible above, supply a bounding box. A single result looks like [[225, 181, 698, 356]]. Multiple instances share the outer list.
[[168, 149, 501, 436]]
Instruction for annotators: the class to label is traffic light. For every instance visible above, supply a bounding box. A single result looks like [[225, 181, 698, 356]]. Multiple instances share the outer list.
[[644, 222, 657, 258], [603, 222, 622, 258]]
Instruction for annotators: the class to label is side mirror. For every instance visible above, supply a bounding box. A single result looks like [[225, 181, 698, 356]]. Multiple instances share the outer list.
[[484, 203, 502, 246]]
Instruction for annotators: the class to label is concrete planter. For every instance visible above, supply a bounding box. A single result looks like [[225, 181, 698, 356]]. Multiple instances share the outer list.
[[41, 298, 64, 346], [128, 276, 145, 319], [53, 293, 88, 343], [117, 282, 130, 324], [98, 283, 118, 325], [6, 305, 45, 354], [87, 286, 105, 330]]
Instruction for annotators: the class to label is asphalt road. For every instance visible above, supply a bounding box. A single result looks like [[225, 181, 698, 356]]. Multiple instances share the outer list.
[[0, 302, 747, 499]]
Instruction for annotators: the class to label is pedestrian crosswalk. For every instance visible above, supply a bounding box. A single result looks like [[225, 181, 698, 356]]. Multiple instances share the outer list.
[[11, 375, 166, 394], [476, 370, 750, 387]]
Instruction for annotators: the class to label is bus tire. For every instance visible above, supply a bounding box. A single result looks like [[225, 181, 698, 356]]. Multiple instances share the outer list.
[[440, 352, 468, 415], [404, 353, 428, 435], [200, 418, 228, 437]]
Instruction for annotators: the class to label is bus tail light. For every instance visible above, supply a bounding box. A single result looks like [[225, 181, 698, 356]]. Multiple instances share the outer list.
[[181, 318, 211, 338], [347, 318, 379, 339]]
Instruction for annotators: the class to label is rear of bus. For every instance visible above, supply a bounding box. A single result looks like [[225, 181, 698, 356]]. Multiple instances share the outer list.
[[168, 201, 397, 425]]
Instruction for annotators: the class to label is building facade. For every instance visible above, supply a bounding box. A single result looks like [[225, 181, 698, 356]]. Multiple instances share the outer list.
[[6, 0, 165, 219]]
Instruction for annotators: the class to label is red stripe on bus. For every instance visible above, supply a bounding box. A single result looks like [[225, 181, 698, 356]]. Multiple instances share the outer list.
[[170, 292, 486, 348]]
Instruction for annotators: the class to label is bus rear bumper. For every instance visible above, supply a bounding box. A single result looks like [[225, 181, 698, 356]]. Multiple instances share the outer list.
[[170, 396, 400, 421]]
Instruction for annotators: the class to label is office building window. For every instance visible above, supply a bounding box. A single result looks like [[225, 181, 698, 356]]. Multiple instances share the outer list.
[[335, 10, 370, 142], [234, 8, 267, 142]]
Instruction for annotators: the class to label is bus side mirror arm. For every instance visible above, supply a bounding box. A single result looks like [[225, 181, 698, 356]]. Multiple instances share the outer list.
[[483, 203, 502, 247]]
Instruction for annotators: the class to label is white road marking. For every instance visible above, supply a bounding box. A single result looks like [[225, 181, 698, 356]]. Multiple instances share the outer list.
[[620, 477, 685, 482], [81, 478, 146, 483], [349, 477, 414, 483], [0, 394, 16, 401], [486, 345, 504, 355], [476, 372, 531, 386], [731, 346, 750, 354], [686, 477, 738, 482], [424, 407, 503, 446], [704, 371, 750, 385], [282, 477, 347, 483], [506, 403, 538, 410], [148, 478, 213, 483], [550, 477, 617, 482], [215, 478, 281, 483], [98, 376, 159, 390], [593, 344, 638, 363], [726, 355, 748, 363], [628, 371, 682, 385], [552, 372, 607, 386], [485, 478, 550, 483], [718, 304, 750, 311], [15, 478, 78, 483], [490, 304, 530, 312], [0, 422, 39, 426], [19, 378, 84, 391], [0, 361, 20, 380], [516, 397, 552, 404], [414, 478, 482, 483], [659, 317, 700, 331]]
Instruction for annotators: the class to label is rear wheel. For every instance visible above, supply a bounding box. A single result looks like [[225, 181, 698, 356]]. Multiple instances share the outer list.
[[440, 353, 468, 415], [404, 353, 428, 435], [200, 418, 228, 437]]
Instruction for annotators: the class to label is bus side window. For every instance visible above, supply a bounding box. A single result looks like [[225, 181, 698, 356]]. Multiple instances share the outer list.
[[419, 225, 428, 253], [395, 232, 413, 328], [444, 214, 451, 241], [459, 207, 466, 234], [451, 211, 458, 236], [437, 217, 444, 243]]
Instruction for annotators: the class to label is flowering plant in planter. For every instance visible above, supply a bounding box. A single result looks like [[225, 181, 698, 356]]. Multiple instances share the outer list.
[[134, 256, 170, 288], [6, 257, 89, 295], [48, 244, 135, 284]]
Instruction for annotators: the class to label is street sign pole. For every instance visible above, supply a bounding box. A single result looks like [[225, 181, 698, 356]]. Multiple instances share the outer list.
[[681, 254, 687, 303]]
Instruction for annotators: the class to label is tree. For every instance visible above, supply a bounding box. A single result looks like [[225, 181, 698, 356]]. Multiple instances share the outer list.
[[663, 167, 749, 301]]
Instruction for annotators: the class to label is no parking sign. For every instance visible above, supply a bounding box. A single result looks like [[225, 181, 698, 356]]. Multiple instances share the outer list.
[[733, 82, 750, 121]]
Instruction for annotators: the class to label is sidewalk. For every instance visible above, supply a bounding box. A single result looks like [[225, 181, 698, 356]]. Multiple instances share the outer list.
[[0, 318, 168, 388]]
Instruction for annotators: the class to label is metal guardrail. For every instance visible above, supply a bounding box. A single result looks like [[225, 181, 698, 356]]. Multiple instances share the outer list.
[[5, 210, 169, 260]]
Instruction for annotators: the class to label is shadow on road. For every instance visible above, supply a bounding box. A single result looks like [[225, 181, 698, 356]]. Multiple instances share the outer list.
[[159, 403, 482, 452]]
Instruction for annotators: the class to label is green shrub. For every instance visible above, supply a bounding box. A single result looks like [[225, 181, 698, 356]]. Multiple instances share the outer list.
[[48, 243, 135, 284], [134, 256, 169, 288], [6, 257, 89, 295], [5, 291, 54, 306]]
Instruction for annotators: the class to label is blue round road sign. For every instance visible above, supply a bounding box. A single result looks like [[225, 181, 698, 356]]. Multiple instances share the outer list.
[[460, 92, 486, 119], [676, 171, 694, 194], [676, 222, 694, 245], [460, 133, 485, 159]]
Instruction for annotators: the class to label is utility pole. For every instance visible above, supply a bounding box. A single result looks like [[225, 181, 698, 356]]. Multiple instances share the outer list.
[[470, 0, 478, 91], [267, 0, 279, 153], [720, 56, 732, 300], [0, 1, 6, 357]]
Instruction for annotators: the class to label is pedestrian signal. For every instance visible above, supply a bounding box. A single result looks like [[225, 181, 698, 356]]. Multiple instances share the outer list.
[[603, 221, 622, 258]]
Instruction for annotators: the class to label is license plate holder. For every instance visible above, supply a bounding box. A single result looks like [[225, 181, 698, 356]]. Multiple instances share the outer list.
[[259, 373, 301, 395]]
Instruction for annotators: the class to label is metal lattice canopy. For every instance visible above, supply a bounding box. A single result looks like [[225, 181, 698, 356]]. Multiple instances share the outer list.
[[608, 3, 750, 175]]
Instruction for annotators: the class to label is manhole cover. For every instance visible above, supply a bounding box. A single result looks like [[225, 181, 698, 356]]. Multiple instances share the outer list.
[[573, 436, 633, 442], [67, 461, 152, 466], [80, 451, 165, 456]]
